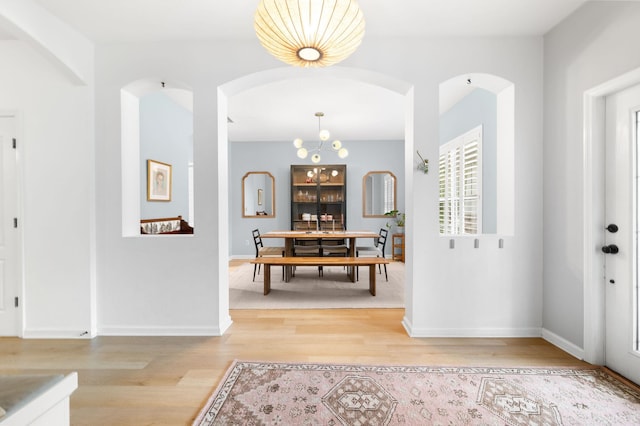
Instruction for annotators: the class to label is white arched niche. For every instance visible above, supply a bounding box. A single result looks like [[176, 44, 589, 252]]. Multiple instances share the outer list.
[[439, 73, 514, 235], [121, 79, 194, 236]]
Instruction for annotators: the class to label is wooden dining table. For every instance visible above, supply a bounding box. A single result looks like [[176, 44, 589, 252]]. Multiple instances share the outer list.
[[260, 230, 380, 281]]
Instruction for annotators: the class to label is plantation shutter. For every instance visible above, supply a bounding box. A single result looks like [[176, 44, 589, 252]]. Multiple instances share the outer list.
[[384, 174, 394, 214], [463, 137, 479, 234], [439, 126, 482, 234], [438, 153, 447, 233]]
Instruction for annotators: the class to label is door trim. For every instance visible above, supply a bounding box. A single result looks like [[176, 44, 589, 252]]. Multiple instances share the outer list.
[[583, 67, 640, 364]]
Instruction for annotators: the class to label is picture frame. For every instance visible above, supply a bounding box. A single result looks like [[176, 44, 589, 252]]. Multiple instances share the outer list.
[[147, 159, 172, 201]]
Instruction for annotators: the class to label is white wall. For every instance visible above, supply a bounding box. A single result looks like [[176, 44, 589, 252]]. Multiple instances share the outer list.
[[91, 34, 544, 337], [543, 2, 640, 355], [3, 3, 549, 338], [392, 37, 544, 337], [0, 40, 94, 337]]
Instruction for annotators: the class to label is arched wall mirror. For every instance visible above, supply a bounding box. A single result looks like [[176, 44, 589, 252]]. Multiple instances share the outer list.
[[242, 171, 275, 218], [438, 73, 514, 235], [363, 171, 397, 217]]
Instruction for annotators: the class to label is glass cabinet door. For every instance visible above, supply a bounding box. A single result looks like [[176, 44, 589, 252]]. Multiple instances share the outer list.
[[291, 164, 346, 230]]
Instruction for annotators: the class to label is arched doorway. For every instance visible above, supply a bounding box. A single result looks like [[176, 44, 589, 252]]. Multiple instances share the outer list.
[[218, 67, 414, 327]]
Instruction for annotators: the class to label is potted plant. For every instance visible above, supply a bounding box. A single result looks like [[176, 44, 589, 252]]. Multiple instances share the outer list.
[[384, 209, 405, 233]]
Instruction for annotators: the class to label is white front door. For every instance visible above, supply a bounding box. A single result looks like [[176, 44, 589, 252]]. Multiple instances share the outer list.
[[604, 84, 640, 384], [0, 116, 20, 336]]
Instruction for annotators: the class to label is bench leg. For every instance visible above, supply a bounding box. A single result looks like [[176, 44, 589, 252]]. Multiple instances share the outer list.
[[264, 264, 271, 295], [368, 264, 376, 296]]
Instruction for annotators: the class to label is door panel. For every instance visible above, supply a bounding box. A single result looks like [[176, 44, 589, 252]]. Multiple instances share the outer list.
[[604, 84, 640, 384]]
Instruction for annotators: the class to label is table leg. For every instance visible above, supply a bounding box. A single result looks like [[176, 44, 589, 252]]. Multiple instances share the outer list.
[[264, 264, 271, 295], [368, 264, 376, 296], [284, 239, 294, 282], [348, 237, 356, 282]]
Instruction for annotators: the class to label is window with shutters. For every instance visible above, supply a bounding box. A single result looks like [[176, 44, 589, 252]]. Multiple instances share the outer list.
[[383, 173, 394, 214], [439, 126, 482, 234]]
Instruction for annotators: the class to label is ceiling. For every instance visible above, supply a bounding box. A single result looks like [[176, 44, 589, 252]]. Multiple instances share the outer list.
[[16, 0, 588, 143], [31, 0, 587, 42]]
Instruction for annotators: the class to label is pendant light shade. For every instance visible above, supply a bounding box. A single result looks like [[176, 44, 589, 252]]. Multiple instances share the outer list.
[[254, 0, 365, 68]]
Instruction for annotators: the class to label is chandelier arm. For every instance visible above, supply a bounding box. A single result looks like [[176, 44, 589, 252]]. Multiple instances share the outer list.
[[294, 111, 347, 161]]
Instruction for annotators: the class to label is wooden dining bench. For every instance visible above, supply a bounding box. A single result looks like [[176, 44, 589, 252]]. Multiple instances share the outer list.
[[249, 256, 389, 296]]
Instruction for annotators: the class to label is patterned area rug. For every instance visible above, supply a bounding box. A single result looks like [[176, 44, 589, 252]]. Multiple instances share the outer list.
[[193, 361, 640, 425], [229, 262, 404, 309]]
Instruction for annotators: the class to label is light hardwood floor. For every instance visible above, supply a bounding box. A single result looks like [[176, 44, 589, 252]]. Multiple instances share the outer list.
[[1, 308, 589, 426]]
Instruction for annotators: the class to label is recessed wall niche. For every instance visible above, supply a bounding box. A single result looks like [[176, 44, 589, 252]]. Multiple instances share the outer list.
[[121, 79, 194, 236], [438, 73, 514, 235]]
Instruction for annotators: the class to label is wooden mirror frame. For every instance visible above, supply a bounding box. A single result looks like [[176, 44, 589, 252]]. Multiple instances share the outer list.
[[362, 171, 397, 217], [242, 171, 275, 218]]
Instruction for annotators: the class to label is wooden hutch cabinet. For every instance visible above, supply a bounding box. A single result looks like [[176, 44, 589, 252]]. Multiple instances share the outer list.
[[290, 164, 347, 230]]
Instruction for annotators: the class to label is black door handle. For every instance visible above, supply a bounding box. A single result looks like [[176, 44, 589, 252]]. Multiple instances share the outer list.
[[602, 244, 619, 254], [605, 224, 619, 233]]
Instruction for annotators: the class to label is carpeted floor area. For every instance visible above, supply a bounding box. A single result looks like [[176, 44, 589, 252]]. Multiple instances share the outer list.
[[194, 360, 640, 425], [229, 261, 404, 309]]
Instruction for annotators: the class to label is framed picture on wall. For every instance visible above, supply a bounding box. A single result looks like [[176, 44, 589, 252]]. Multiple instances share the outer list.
[[147, 159, 172, 201]]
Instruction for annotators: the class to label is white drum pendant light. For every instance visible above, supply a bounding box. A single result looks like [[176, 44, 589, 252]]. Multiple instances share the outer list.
[[254, 0, 365, 68]]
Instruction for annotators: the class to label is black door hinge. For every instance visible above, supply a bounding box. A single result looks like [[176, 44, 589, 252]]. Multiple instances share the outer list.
[[15, 297, 18, 307], [13, 218, 17, 228], [12, 138, 16, 149]]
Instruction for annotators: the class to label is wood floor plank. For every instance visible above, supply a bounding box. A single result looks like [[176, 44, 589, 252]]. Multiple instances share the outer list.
[[0, 308, 589, 425]]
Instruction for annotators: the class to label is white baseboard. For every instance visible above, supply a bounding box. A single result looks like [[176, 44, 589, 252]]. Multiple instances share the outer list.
[[25, 325, 226, 338], [23, 328, 95, 339], [542, 328, 585, 360], [98, 325, 223, 336], [406, 326, 542, 338], [401, 315, 413, 336], [219, 315, 233, 335], [231, 254, 254, 260]]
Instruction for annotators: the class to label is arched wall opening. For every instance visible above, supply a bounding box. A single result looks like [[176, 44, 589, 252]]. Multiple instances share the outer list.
[[439, 73, 515, 236], [217, 66, 414, 324], [121, 79, 194, 237]]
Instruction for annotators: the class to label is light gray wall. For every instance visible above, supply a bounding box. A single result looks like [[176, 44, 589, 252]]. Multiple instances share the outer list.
[[439, 88, 497, 233], [230, 140, 404, 257], [543, 1, 640, 352], [140, 92, 193, 220]]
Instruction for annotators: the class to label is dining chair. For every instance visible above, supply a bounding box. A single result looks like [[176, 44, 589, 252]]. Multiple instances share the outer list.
[[320, 222, 348, 257], [355, 228, 388, 281], [292, 222, 322, 276], [252, 229, 284, 281]]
